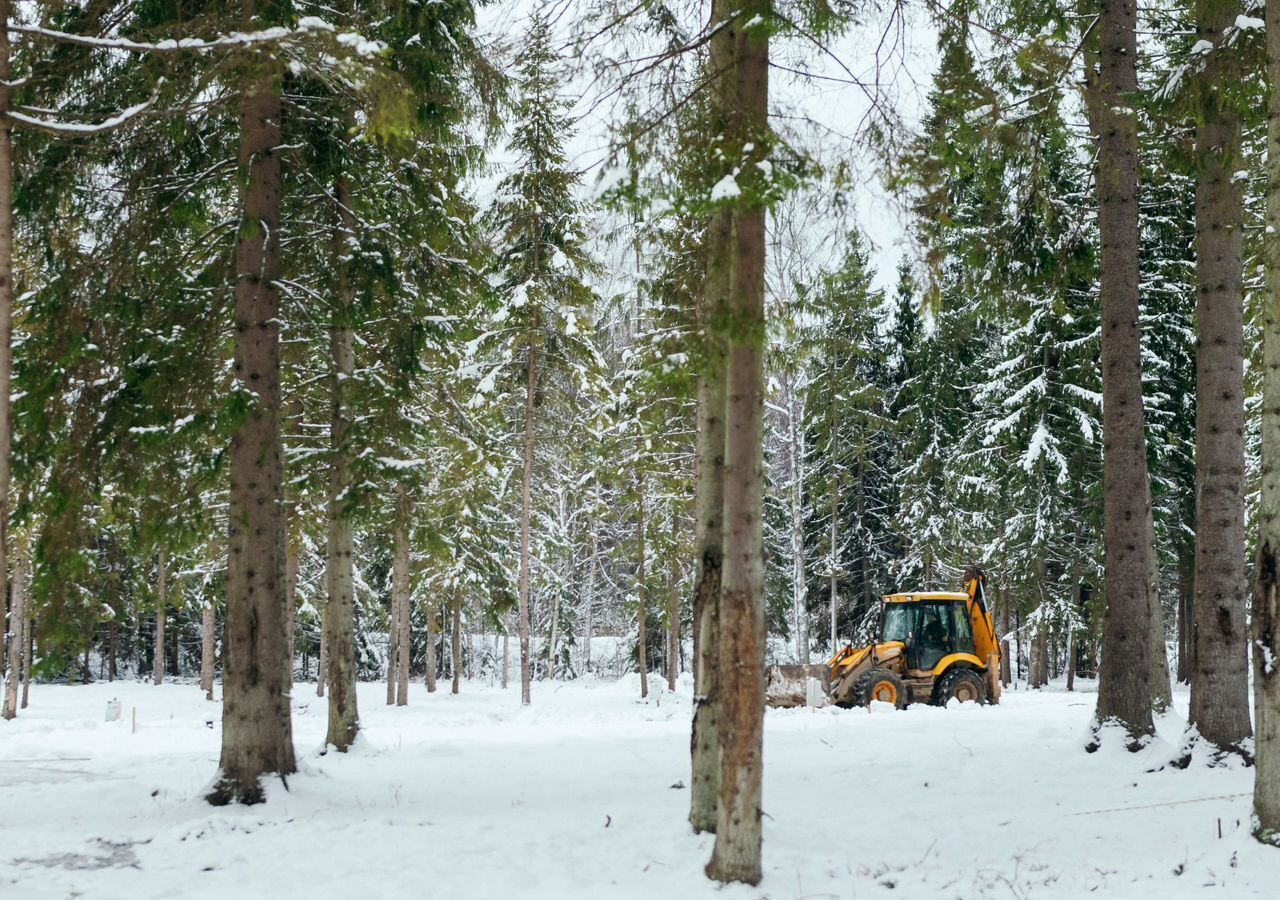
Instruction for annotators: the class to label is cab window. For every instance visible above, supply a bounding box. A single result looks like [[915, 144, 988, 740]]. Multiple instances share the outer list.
[[953, 602, 975, 654]]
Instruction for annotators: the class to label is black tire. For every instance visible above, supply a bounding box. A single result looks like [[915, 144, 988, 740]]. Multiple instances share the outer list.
[[932, 668, 988, 706], [852, 668, 908, 709]]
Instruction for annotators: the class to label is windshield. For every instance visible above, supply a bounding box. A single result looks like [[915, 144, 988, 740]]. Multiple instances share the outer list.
[[881, 604, 916, 643]]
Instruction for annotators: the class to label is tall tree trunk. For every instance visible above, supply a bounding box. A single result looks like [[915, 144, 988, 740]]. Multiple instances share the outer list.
[[788, 380, 808, 664], [451, 585, 462, 695], [284, 542, 298, 691], [707, 3, 767, 884], [501, 612, 509, 690], [393, 481, 411, 706], [424, 601, 438, 693], [585, 526, 597, 674], [1252, 0, 1280, 843], [0, 0, 14, 717], [323, 173, 359, 751], [667, 555, 680, 691], [1083, 0, 1157, 747], [1188, 0, 1252, 754], [19, 578, 30, 708], [316, 605, 328, 697], [386, 590, 400, 706], [829, 480, 839, 649], [2, 538, 24, 718], [108, 620, 117, 682], [999, 585, 1012, 686], [547, 579, 561, 680], [209, 19, 296, 802], [1177, 545, 1194, 684], [517, 347, 537, 705], [153, 548, 166, 686], [201, 604, 215, 701], [637, 468, 649, 699], [689, 95, 730, 833]]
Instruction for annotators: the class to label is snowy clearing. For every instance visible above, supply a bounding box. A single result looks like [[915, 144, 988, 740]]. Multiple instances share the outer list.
[[2, 678, 1276, 899]]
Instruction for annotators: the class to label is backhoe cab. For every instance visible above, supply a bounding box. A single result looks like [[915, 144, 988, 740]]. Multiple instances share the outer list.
[[827, 569, 1002, 708]]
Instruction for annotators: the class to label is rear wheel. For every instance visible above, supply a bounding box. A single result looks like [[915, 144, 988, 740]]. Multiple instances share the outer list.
[[852, 668, 908, 709], [933, 668, 987, 706]]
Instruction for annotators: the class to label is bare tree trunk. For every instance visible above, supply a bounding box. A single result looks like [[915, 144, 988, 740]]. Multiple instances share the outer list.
[[425, 601, 438, 693], [209, 21, 296, 802], [501, 611, 509, 690], [386, 591, 399, 706], [667, 555, 680, 690], [201, 605, 215, 700], [787, 378, 808, 664], [584, 527, 597, 674], [316, 606, 328, 697], [2, 539, 24, 718], [451, 585, 462, 695], [689, 5, 732, 832], [999, 585, 1012, 686], [637, 468, 649, 698], [1083, 0, 1157, 747], [1252, 0, 1280, 842], [153, 548, 166, 686], [284, 542, 298, 691], [323, 172, 359, 752], [0, 0, 14, 718], [707, 4, 767, 884], [1177, 546, 1194, 684], [108, 621, 117, 682], [517, 347, 537, 706], [1188, 0, 1251, 755], [20, 583, 30, 708], [828, 481, 838, 649], [547, 581, 561, 680], [394, 481, 411, 706]]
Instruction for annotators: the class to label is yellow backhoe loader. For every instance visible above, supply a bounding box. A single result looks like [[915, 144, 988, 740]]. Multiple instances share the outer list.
[[766, 569, 1001, 709], [826, 569, 1001, 708]]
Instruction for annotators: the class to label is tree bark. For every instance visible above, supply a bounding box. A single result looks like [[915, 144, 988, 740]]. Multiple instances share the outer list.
[[316, 605, 328, 697], [999, 585, 1012, 686], [501, 612, 509, 690], [788, 376, 808, 664], [517, 345, 537, 705], [386, 588, 399, 706], [829, 480, 839, 649], [153, 548, 166, 686], [425, 602, 438, 693], [1083, 0, 1157, 747], [585, 526, 597, 674], [19, 578, 30, 708], [1252, 0, 1280, 843], [1177, 545, 1194, 684], [2, 538, 24, 719], [108, 620, 117, 682], [706, 3, 767, 884], [667, 555, 680, 691], [209, 19, 296, 802], [451, 585, 462, 695], [323, 172, 359, 752], [284, 541, 298, 691], [0, 0, 14, 715], [689, 48, 731, 832], [637, 468, 649, 699], [201, 604, 215, 700], [393, 481, 411, 706], [1188, 0, 1252, 755]]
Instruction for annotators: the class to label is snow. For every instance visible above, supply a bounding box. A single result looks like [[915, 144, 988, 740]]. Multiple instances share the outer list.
[[4, 678, 1278, 898], [709, 174, 741, 201]]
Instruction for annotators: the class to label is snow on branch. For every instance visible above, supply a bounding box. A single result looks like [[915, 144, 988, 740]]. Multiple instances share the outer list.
[[5, 87, 160, 136], [5, 18, 380, 57]]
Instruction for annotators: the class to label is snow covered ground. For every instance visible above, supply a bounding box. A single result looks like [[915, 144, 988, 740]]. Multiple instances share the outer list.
[[3, 676, 1277, 899]]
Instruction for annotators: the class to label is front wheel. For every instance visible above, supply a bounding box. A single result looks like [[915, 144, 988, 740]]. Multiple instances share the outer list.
[[932, 668, 988, 706], [852, 668, 908, 709]]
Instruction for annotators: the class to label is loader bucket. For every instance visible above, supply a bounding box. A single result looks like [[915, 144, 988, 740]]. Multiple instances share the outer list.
[[765, 664, 831, 708]]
